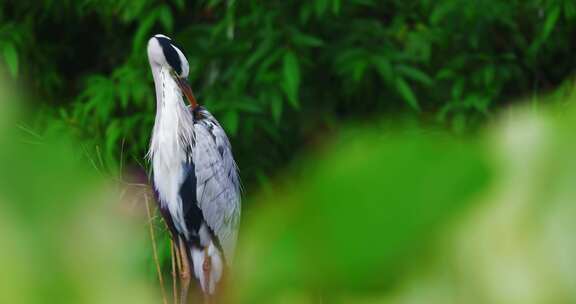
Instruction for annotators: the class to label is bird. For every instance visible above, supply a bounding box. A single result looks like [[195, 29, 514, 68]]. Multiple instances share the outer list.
[[146, 34, 241, 303]]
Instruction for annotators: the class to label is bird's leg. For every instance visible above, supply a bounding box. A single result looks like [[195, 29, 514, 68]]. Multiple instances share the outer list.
[[178, 237, 191, 304], [203, 248, 212, 304]]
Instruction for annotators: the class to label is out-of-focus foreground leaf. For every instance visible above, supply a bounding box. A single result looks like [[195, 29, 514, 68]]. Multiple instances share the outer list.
[[0, 81, 158, 304], [382, 84, 576, 304], [232, 126, 491, 303], [230, 82, 576, 303]]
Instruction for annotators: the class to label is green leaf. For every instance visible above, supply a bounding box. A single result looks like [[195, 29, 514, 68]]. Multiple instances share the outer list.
[[2, 43, 18, 78], [271, 94, 283, 124], [173, 0, 185, 10], [452, 80, 465, 100], [373, 57, 393, 82], [315, 0, 329, 17], [352, 61, 367, 82], [430, 2, 454, 25], [223, 110, 239, 136], [396, 65, 433, 86], [158, 5, 174, 31], [299, 5, 313, 24], [291, 30, 324, 47], [565, 1, 576, 19], [282, 51, 300, 108], [207, 0, 224, 7], [226, 97, 261, 114], [541, 6, 561, 42], [105, 120, 121, 159], [245, 39, 273, 69], [132, 12, 157, 52], [335, 49, 369, 82], [436, 68, 455, 80], [483, 66, 495, 86], [396, 78, 420, 111], [118, 86, 129, 109], [332, 0, 341, 14]]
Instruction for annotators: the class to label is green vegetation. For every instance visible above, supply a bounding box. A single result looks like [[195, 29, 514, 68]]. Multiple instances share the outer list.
[[1, 0, 575, 183], [0, 1, 575, 303]]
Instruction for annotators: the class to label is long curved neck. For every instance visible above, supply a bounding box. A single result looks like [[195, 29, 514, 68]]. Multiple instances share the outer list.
[[152, 66, 185, 110], [148, 66, 195, 161]]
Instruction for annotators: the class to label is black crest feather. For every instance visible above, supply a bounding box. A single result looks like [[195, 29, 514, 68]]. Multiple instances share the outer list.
[[155, 36, 183, 76]]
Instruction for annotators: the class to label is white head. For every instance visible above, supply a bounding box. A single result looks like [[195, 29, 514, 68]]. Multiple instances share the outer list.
[[147, 34, 197, 108], [147, 34, 189, 78]]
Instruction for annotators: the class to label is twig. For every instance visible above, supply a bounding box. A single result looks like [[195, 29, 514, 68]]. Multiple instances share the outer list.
[[16, 123, 42, 139], [175, 237, 183, 282], [174, 236, 184, 303], [119, 137, 125, 181], [145, 192, 169, 304], [95, 145, 106, 170], [171, 239, 178, 304]]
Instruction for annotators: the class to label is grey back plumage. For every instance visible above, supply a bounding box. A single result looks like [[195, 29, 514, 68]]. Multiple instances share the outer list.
[[192, 108, 241, 263]]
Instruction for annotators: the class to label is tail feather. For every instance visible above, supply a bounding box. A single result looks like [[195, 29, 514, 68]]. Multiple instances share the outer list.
[[191, 241, 223, 294]]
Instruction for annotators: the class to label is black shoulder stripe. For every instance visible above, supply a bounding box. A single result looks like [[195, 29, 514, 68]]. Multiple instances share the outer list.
[[156, 36, 182, 76]]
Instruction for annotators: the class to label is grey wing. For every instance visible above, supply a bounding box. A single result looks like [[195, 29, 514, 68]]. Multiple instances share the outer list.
[[193, 115, 241, 264]]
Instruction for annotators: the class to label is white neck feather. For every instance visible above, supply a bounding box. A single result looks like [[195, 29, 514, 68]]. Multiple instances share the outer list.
[[148, 66, 195, 235], [148, 66, 195, 161]]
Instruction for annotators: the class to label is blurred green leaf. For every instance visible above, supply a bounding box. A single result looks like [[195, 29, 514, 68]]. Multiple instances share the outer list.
[[314, 0, 329, 17], [271, 94, 283, 124], [542, 5, 561, 42], [291, 30, 324, 47], [396, 77, 420, 111], [2, 43, 18, 77], [223, 110, 239, 136], [236, 126, 491, 301], [282, 51, 300, 109], [132, 11, 157, 52], [158, 5, 174, 31], [396, 64, 433, 86], [373, 56, 393, 82]]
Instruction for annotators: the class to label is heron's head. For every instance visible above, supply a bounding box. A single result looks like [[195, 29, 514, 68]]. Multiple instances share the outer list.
[[147, 34, 197, 108]]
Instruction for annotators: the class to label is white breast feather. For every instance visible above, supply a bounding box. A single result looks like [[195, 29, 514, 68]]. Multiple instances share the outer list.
[[148, 67, 194, 238]]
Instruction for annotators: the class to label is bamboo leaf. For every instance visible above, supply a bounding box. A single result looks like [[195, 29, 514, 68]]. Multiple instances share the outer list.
[[315, 0, 329, 17], [396, 65, 433, 86], [292, 30, 324, 47], [271, 94, 283, 124], [282, 51, 300, 108], [542, 6, 561, 42], [158, 5, 174, 31], [396, 78, 420, 111], [373, 57, 393, 82], [223, 110, 239, 136], [2, 43, 18, 77]]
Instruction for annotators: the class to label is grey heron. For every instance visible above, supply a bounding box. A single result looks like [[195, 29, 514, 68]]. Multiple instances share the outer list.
[[146, 34, 241, 303]]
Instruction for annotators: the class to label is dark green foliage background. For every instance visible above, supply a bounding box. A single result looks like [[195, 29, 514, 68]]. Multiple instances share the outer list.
[[1, 1, 576, 302], [1, 0, 575, 185]]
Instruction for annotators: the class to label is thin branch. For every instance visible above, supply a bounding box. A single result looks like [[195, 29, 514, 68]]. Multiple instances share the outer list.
[[145, 192, 169, 304], [175, 235, 183, 281], [171, 239, 178, 304], [95, 145, 106, 170], [119, 137, 125, 180]]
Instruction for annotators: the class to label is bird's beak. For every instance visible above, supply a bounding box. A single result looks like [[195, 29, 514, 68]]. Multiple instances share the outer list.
[[175, 76, 198, 109]]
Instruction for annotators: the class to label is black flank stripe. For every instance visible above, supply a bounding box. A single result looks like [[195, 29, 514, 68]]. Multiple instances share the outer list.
[[179, 162, 203, 246]]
